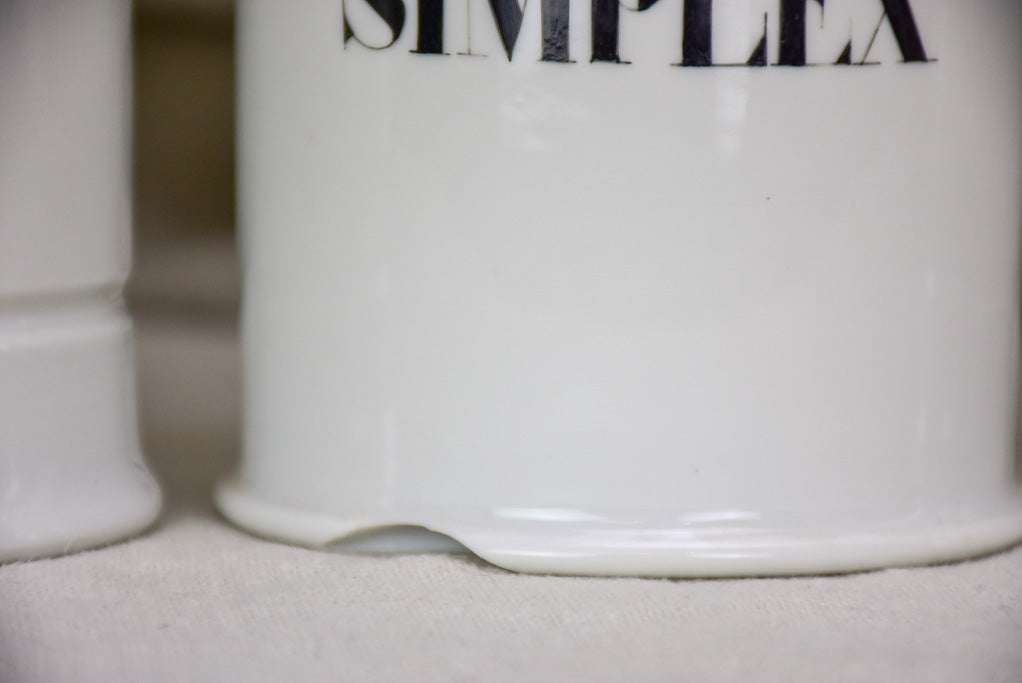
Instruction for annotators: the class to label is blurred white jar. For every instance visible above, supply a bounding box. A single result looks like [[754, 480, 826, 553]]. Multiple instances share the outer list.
[[0, 0, 161, 562], [219, 0, 1022, 576]]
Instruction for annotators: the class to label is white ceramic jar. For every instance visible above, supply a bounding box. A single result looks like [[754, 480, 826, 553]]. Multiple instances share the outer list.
[[219, 0, 1022, 576], [0, 0, 161, 562]]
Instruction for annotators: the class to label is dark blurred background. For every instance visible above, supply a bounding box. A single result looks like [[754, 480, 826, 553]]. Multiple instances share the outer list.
[[130, 0, 240, 511], [131, 0, 237, 321]]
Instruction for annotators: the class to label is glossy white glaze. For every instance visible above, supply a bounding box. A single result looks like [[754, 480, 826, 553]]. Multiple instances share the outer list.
[[221, 0, 1022, 576], [0, 0, 161, 562]]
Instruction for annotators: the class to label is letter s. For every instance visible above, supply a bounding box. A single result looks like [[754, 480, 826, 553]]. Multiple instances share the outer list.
[[344, 0, 406, 49]]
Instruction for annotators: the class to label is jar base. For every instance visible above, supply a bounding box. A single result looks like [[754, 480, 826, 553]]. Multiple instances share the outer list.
[[215, 477, 1022, 577], [0, 304, 162, 563]]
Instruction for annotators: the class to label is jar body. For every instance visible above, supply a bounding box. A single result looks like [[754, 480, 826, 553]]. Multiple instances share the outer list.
[[220, 0, 1022, 576], [0, 0, 161, 562]]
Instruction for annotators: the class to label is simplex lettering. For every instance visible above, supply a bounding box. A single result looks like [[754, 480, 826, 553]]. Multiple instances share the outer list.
[[342, 0, 930, 66]]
